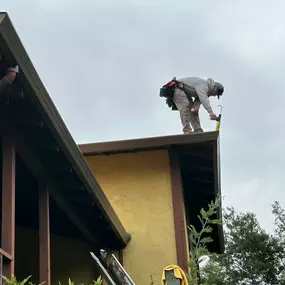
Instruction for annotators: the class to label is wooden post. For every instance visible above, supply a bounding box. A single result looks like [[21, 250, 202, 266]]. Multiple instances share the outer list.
[[39, 182, 51, 285], [0, 253, 3, 285], [1, 136, 16, 277], [168, 148, 188, 273]]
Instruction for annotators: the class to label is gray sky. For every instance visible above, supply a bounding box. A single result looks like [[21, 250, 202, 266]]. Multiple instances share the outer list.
[[3, 0, 285, 233]]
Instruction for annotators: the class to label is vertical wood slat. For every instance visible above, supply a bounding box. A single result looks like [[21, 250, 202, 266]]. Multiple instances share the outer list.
[[0, 254, 3, 285], [39, 182, 51, 285], [168, 147, 188, 273], [1, 137, 15, 277]]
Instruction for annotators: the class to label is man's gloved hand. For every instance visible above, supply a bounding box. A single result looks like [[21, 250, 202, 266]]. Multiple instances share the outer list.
[[5, 66, 18, 83], [209, 112, 217, 120]]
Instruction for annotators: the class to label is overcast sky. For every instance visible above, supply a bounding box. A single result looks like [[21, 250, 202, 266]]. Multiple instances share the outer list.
[[3, 0, 285, 233]]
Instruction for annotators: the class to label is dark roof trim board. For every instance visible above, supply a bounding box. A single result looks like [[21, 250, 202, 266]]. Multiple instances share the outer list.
[[79, 131, 220, 155], [0, 12, 130, 247]]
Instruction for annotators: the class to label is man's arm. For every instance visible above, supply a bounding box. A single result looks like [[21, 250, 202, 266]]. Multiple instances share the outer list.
[[195, 85, 217, 120], [195, 85, 213, 113]]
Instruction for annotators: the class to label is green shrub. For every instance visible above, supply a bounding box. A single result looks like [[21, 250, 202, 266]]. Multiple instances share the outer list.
[[1, 275, 102, 285], [1, 275, 44, 285], [59, 276, 103, 285], [187, 195, 222, 285]]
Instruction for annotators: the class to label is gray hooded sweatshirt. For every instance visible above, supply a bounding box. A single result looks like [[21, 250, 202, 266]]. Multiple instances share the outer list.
[[177, 77, 215, 113]]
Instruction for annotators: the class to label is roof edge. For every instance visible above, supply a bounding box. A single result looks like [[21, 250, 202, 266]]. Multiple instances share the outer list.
[[0, 12, 7, 26], [79, 131, 220, 156], [0, 12, 130, 248]]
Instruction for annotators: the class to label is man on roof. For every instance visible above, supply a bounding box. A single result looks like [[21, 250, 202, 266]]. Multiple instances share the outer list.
[[165, 77, 224, 134]]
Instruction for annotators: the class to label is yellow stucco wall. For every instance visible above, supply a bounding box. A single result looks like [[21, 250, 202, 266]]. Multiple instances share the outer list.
[[15, 226, 97, 285], [85, 149, 177, 285]]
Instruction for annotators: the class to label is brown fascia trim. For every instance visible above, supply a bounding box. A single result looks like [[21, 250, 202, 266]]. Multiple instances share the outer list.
[[0, 13, 130, 248], [168, 147, 189, 273], [79, 132, 219, 156]]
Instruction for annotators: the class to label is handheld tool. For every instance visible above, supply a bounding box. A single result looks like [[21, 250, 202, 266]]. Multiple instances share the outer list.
[[215, 105, 223, 131]]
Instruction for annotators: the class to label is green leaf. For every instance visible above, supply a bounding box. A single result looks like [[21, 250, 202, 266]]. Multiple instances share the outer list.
[[198, 215, 206, 227], [93, 275, 103, 285], [209, 218, 222, 225], [20, 276, 32, 285], [188, 225, 200, 238], [200, 208, 207, 219], [200, 237, 214, 244], [203, 226, 213, 233]]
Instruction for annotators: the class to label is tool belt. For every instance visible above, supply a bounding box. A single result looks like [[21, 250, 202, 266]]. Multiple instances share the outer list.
[[159, 77, 185, 111]]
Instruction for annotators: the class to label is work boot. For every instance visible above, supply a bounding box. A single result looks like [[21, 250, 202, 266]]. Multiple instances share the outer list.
[[184, 128, 194, 134], [194, 128, 203, 133]]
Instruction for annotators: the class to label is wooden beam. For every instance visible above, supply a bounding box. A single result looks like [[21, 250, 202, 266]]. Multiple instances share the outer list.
[[0, 119, 97, 246], [0, 254, 2, 285], [0, 249, 12, 261], [39, 182, 51, 285], [1, 136, 15, 277], [168, 147, 188, 273]]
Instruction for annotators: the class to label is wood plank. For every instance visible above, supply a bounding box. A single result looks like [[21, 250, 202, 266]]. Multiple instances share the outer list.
[[168, 147, 188, 273], [0, 254, 3, 285], [1, 136, 15, 277], [39, 182, 51, 285], [0, 249, 12, 261]]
